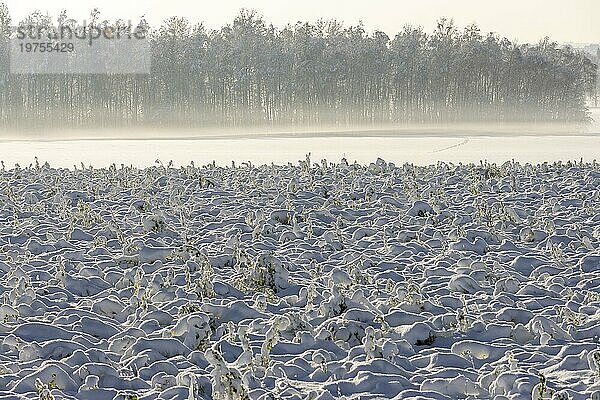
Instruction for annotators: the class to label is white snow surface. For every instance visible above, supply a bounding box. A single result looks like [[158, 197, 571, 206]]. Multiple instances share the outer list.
[[0, 134, 599, 169], [0, 157, 599, 399]]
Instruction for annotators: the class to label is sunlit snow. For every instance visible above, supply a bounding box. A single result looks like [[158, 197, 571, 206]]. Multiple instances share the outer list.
[[0, 153, 599, 399]]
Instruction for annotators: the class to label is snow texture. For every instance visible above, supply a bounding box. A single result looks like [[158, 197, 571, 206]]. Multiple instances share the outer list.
[[0, 157, 599, 400]]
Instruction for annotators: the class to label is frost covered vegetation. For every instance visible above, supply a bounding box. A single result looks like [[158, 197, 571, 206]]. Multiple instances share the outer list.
[[0, 5, 597, 128], [0, 156, 599, 399]]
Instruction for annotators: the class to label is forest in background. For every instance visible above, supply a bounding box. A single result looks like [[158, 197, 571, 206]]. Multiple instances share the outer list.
[[0, 5, 598, 129]]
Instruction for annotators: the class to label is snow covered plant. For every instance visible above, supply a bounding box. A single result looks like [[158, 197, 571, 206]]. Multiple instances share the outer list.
[[347, 259, 373, 287], [190, 258, 215, 299], [260, 316, 289, 364], [1, 304, 18, 324], [172, 313, 212, 351], [142, 212, 167, 233], [403, 278, 423, 308], [531, 372, 569, 400], [34, 378, 55, 400], [363, 326, 377, 360], [236, 253, 289, 294], [205, 348, 249, 400], [319, 285, 349, 318], [506, 351, 518, 371], [73, 200, 102, 228], [588, 349, 600, 378]]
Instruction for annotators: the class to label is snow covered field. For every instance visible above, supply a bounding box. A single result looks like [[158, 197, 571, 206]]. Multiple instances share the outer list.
[[0, 156, 599, 399], [0, 108, 598, 168], [0, 133, 599, 169]]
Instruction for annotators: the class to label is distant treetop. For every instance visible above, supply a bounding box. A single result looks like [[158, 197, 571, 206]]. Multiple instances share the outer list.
[[0, 6, 597, 128]]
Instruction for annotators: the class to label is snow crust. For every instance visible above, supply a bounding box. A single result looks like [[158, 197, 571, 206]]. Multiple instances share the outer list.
[[0, 157, 599, 399]]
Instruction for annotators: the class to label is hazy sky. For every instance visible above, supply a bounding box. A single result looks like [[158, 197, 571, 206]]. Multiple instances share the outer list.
[[3, 0, 598, 44]]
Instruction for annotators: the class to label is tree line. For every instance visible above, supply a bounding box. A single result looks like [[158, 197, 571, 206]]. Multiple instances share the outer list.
[[0, 5, 597, 129], [589, 47, 600, 107]]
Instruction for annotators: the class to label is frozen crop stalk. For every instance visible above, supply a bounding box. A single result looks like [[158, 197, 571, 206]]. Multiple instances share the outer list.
[[532, 372, 551, 400], [206, 348, 249, 400], [589, 350, 600, 379], [261, 316, 288, 364], [363, 326, 377, 360], [35, 378, 55, 400], [506, 351, 518, 371]]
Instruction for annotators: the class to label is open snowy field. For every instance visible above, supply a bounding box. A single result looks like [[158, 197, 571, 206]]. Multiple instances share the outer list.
[[0, 108, 598, 168], [0, 156, 599, 399], [0, 133, 599, 169]]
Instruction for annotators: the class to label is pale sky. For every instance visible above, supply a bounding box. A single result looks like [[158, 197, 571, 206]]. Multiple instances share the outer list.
[[3, 0, 599, 44]]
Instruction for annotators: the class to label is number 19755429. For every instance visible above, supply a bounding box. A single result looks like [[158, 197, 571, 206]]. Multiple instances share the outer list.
[[19, 42, 75, 53]]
